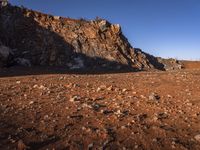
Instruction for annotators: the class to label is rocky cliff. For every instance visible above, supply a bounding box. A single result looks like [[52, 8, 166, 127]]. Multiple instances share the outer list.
[[0, 4, 181, 71]]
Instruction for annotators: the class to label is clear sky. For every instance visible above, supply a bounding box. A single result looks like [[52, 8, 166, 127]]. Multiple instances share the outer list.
[[9, 0, 200, 60]]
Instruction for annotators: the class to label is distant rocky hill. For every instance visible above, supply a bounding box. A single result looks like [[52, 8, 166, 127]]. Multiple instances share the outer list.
[[0, 4, 182, 71]]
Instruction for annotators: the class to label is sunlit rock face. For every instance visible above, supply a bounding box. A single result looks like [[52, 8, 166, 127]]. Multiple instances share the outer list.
[[0, 4, 180, 70]]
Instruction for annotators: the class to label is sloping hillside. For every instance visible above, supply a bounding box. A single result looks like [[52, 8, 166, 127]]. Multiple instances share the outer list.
[[0, 4, 166, 71]]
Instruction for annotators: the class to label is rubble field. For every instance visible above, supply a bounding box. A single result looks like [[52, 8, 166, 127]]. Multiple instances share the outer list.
[[0, 63, 200, 150]]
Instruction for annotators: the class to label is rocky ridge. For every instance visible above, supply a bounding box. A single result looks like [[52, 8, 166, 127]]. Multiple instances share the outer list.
[[0, 4, 181, 71]]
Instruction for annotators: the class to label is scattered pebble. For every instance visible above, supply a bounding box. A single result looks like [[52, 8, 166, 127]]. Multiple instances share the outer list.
[[149, 92, 160, 101], [16, 81, 21, 84], [194, 134, 200, 142], [69, 95, 81, 102], [29, 101, 35, 105]]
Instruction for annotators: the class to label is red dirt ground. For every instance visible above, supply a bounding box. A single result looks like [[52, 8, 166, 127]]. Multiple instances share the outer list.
[[182, 61, 200, 69], [0, 62, 200, 150]]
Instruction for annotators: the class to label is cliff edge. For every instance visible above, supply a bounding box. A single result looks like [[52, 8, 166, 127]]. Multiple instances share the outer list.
[[0, 4, 181, 71]]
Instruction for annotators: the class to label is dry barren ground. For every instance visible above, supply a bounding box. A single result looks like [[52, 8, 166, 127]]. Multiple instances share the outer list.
[[0, 65, 200, 150]]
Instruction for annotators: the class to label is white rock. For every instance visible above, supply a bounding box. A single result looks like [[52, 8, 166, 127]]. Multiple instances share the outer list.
[[29, 101, 35, 105], [33, 84, 38, 88], [194, 134, 200, 142], [53, 16, 60, 20], [16, 81, 21, 84], [69, 95, 81, 102], [96, 87, 102, 92], [122, 89, 128, 92]]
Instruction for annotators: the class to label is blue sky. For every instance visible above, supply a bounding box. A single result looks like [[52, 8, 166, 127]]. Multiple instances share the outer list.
[[10, 0, 200, 60]]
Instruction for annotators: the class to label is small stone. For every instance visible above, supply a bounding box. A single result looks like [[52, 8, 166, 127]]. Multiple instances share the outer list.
[[69, 95, 81, 102], [82, 126, 86, 130], [44, 115, 49, 120], [88, 143, 93, 149], [96, 87, 103, 92], [122, 89, 128, 92], [82, 103, 92, 108], [29, 101, 35, 105], [47, 90, 51, 94], [192, 113, 199, 117], [16, 81, 21, 84], [77, 107, 81, 111], [153, 116, 158, 121], [132, 91, 137, 95], [156, 112, 168, 119], [194, 134, 200, 142], [131, 120, 135, 123], [116, 110, 121, 114], [92, 103, 101, 111], [59, 76, 65, 80], [107, 85, 113, 91], [137, 113, 148, 121], [38, 85, 46, 90], [33, 84, 38, 88], [187, 102, 193, 106], [152, 138, 158, 142], [73, 83, 80, 88], [134, 145, 138, 149], [122, 147, 127, 150], [167, 94, 172, 98], [102, 110, 113, 115], [149, 93, 160, 101]]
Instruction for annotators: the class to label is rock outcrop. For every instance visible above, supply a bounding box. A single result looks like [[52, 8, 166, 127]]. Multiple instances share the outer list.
[[157, 58, 183, 70], [0, 4, 181, 71]]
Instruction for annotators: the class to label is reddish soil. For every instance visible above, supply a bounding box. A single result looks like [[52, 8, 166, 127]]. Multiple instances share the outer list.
[[182, 61, 200, 70], [0, 62, 200, 150]]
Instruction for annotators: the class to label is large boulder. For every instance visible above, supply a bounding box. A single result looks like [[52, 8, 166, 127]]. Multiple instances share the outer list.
[[157, 58, 183, 71]]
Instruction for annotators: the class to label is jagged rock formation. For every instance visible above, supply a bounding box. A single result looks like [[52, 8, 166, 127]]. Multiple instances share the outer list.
[[157, 58, 183, 70], [0, 4, 180, 71]]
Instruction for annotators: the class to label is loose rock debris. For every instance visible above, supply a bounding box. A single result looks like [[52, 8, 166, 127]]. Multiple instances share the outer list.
[[0, 69, 200, 149]]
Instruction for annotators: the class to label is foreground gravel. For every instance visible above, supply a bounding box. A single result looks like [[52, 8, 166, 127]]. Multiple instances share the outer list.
[[0, 69, 200, 150]]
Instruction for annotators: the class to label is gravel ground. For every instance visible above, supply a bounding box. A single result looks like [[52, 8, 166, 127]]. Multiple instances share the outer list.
[[0, 67, 200, 150]]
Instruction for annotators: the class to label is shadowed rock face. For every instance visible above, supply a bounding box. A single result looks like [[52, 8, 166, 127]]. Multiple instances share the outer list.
[[0, 4, 170, 71]]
